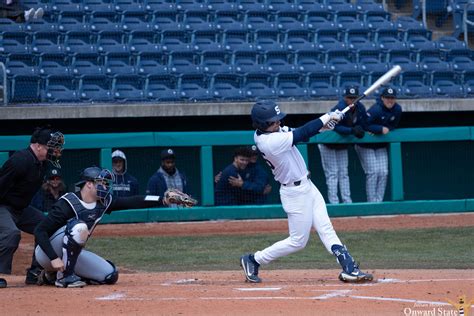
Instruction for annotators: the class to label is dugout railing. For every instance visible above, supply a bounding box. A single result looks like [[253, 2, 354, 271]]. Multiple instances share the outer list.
[[0, 126, 473, 223]]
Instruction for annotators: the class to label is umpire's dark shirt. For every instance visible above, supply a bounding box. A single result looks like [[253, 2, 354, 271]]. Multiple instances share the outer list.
[[0, 147, 46, 214]]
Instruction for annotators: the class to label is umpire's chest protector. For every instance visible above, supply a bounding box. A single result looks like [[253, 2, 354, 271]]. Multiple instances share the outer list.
[[61, 193, 107, 230]]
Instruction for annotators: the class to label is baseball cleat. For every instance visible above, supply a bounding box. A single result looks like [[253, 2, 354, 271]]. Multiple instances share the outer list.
[[55, 274, 86, 288], [37, 270, 56, 286], [240, 254, 262, 283], [25, 267, 42, 285], [338, 267, 374, 283]]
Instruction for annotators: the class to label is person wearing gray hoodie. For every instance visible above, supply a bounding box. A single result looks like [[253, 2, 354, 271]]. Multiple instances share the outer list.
[[111, 150, 139, 197]]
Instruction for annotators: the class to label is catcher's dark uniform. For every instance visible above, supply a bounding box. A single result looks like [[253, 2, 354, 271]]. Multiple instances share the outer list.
[[34, 192, 166, 284]]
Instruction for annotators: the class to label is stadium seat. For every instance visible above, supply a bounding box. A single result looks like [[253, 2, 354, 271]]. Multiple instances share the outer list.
[[201, 50, 233, 74], [145, 74, 180, 100], [5, 54, 37, 77], [0, 32, 30, 54], [64, 32, 98, 55], [433, 80, 464, 97], [295, 49, 324, 66], [359, 57, 389, 73], [401, 80, 433, 98], [395, 16, 431, 40], [388, 56, 419, 72], [152, 10, 183, 31], [183, 10, 215, 32], [10, 74, 41, 103], [412, 0, 448, 27], [296, 51, 327, 73], [307, 75, 339, 99], [207, 0, 238, 12], [263, 50, 296, 74], [326, 0, 357, 19], [70, 53, 104, 77], [237, 0, 266, 12], [254, 30, 285, 51], [275, 72, 307, 99], [284, 30, 316, 51], [192, 30, 223, 51], [420, 57, 451, 73], [245, 10, 277, 32], [243, 73, 276, 99], [276, 12, 306, 32], [305, 14, 336, 34], [296, 1, 327, 13], [90, 13, 121, 33], [169, 52, 201, 74], [328, 57, 357, 72], [210, 73, 245, 100], [79, 74, 113, 101], [176, 0, 206, 11], [97, 32, 129, 55], [407, 35, 438, 52], [42, 75, 79, 102], [83, 0, 114, 13], [223, 30, 255, 51], [38, 53, 70, 77], [452, 0, 471, 37], [337, 70, 364, 88], [129, 37, 161, 55], [160, 30, 191, 52], [105, 52, 137, 76], [462, 70, 474, 96], [136, 52, 169, 76], [178, 73, 213, 101], [112, 74, 145, 101], [267, 0, 297, 12], [58, 13, 89, 33], [233, 50, 263, 74], [0, 18, 24, 32], [355, 0, 390, 21], [121, 13, 152, 33], [215, 10, 246, 31], [31, 32, 63, 55], [114, 0, 145, 12], [451, 56, 474, 73], [144, 0, 176, 12], [51, 0, 83, 14]]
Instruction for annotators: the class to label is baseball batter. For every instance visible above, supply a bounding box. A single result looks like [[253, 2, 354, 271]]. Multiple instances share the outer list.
[[34, 166, 196, 288], [240, 100, 373, 283]]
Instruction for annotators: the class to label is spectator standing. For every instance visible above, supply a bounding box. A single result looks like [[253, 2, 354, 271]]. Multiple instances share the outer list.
[[318, 86, 367, 204], [31, 167, 67, 212], [111, 150, 139, 197], [0, 126, 64, 288], [355, 87, 402, 202], [0, 0, 44, 22], [146, 149, 191, 206]]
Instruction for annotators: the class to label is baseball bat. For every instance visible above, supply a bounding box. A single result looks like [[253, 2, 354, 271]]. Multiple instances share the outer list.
[[341, 65, 402, 114]]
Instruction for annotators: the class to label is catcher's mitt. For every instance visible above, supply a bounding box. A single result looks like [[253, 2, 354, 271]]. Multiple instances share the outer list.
[[164, 189, 198, 207]]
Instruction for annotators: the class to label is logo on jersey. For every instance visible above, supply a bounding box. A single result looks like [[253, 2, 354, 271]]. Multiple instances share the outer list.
[[274, 106, 280, 114]]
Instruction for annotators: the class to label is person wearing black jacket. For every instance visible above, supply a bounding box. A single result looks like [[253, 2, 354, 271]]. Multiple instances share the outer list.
[[0, 126, 64, 288], [34, 166, 193, 288]]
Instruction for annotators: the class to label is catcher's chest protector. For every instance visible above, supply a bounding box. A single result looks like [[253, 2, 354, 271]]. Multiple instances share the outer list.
[[61, 193, 107, 230]]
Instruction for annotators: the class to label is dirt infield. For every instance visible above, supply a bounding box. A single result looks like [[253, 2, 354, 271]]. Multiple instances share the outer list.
[[5, 213, 474, 315]]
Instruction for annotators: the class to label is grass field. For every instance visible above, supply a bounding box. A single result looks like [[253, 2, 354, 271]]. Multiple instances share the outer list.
[[87, 227, 474, 272]]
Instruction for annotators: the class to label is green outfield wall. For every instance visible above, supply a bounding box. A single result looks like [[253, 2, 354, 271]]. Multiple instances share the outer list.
[[0, 126, 473, 222]]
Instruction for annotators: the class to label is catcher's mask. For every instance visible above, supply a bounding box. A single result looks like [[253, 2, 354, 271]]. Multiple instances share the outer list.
[[251, 100, 286, 131], [76, 167, 114, 205], [31, 127, 65, 168]]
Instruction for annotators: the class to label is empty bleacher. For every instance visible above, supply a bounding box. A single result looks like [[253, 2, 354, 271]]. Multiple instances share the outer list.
[[1, 0, 474, 103]]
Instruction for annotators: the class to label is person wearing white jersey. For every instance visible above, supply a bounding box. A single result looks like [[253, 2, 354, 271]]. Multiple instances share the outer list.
[[240, 100, 373, 283]]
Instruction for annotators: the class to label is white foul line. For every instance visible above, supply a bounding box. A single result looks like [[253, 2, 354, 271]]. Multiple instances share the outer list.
[[235, 287, 282, 291]]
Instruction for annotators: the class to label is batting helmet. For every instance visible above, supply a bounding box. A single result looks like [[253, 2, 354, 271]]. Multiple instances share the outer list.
[[75, 167, 114, 204], [251, 100, 286, 131]]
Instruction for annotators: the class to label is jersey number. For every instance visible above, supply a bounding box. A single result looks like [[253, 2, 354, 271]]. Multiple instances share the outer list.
[[260, 151, 275, 170]]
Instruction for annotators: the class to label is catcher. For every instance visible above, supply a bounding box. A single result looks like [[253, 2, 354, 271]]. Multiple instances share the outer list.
[[33, 166, 197, 288]]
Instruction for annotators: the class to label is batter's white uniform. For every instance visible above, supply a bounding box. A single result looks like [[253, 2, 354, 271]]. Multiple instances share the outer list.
[[253, 126, 342, 265]]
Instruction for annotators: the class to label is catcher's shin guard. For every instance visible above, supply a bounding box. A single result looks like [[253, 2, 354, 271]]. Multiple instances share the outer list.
[[62, 219, 88, 277], [332, 245, 373, 283]]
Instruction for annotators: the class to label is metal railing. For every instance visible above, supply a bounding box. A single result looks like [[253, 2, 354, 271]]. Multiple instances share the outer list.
[[0, 62, 7, 106], [464, 2, 474, 45]]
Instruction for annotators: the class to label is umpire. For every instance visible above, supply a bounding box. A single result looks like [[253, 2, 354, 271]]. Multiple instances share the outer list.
[[0, 126, 64, 288]]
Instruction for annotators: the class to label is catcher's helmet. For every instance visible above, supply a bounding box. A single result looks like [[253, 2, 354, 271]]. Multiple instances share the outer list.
[[75, 167, 114, 204], [251, 100, 286, 131]]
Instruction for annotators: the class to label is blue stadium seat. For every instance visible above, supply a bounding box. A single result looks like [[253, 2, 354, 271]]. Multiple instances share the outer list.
[[121, 13, 152, 33], [64, 32, 98, 55], [326, 0, 357, 18], [305, 14, 336, 34], [145, 74, 180, 100], [210, 73, 245, 100], [90, 13, 121, 33], [112, 74, 145, 101], [420, 57, 450, 73], [307, 72, 338, 99], [284, 30, 316, 51], [347, 36, 380, 60], [51, 0, 83, 14], [388, 56, 419, 72], [114, 0, 145, 12], [337, 70, 363, 88], [233, 51, 263, 74], [129, 37, 161, 55], [359, 57, 389, 73], [276, 12, 306, 31], [395, 16, 431, 40], [97, 32, 129, 54], [5, 54, 37, 77], [0, 32, 30, 54], [295, 49, 324, 67], [275, 72, 307, 99], [58, 13, 89, 33], [407, 35, 437, 52], [105, 52, 137, 76], [42, 75, 79, 102], [400, 81, 433, 98], [412, 0, 448, 26], [267, 0, 297, 12], [152, 10, 182, 31], [366, 15, 397, 37], [31, 32, 63, 55], [38, 53, 70, 77], [451, 56, 474, 73], [160, 30, 191, 52], [176, 0, 206, 11], [355, 0, 390, 21], [192, 30, 223, 51], [243, 73, 276, 99], [296, 2, 328, 15], [296, 51, 327, 73], [462, 70, 474, 96], [79, 75, 113, 101], [433, 80, 464, 97], [145, 0, 176, 12], [136, 52, 168, 76], [263, 50, 296, 74], [223, 30, 255, 51], [71, 53, 104, 77], [452, 0, 471, 37], [178, 73, 213, 101], [237, 0, 266, 11], [10, 74, 41, 103], [0, 18, 24, 32], [207, 0, 238, 12], [435, 35, 467, 50], [169, 52, 201, 74], [215, 10, 246, 31], [416, 48, 442, 63], [183, 10, 215, 32], [246, 10, 277, 32], [201, 50, 233, 74], [83, 0, 114, 13], [317, 37, 346, 52], [254, 30, 285, 51]]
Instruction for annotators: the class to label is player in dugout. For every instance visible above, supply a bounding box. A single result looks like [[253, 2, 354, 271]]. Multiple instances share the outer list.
[[34, 166, 197, 288]]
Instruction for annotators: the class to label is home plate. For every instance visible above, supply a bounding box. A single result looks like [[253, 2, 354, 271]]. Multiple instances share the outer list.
[[235, 287, 282, 291]]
